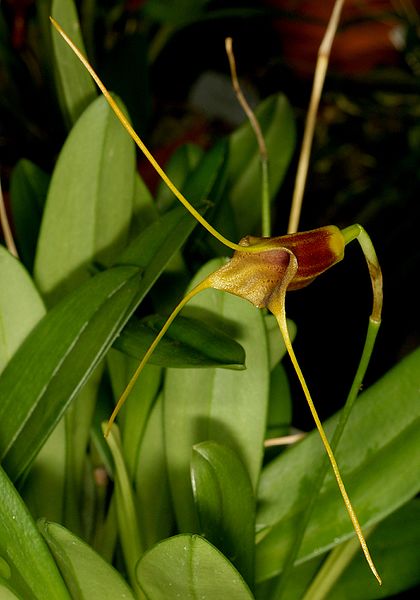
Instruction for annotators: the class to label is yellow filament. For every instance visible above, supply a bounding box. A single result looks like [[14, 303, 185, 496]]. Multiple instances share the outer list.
[[49, 17, 259, 254], [270, 254, 381, 585], [104, 278, 211, 437]]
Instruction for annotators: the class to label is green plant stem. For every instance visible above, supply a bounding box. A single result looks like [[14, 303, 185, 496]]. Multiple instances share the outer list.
[[261, 158, 271, 237], [273, 317, 381, 599], [105, 424, 145, 598]]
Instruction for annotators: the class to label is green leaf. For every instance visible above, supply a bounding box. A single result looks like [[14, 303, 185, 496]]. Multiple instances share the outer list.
[[51, 0, 97, 125], [136, 534, 254, 600], [9, 159, 49, 272], [0, 266, 140, 482], [114, 312, 246, 369], [134, 394, 175, 550], [104, 425, 143, 596], [0, 196, 202, 482], [255, 346, 420, 582], [164, 258, 270, 531], [39, 520, 136, 600], [264, 314, 296, 371], [191, 441, 256, 588], [0, 466, 70, 599], [266, 363, 292, 440], [227, 94, 296, 236], [143, 0, 210, 26], [327, 500, 420, 600], [130, 172, 159, 237], [155, 143, 203, 213], [0, 246, 45, 374], [34, 95, 135, 306]]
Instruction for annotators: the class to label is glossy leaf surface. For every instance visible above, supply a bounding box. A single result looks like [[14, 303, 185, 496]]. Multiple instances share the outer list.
[[164, 259, 270, 531], [191, 440, 255, 588], [136, 534, 254, 600], [39, 520, 135, 599], [0, 466, 70, 599]]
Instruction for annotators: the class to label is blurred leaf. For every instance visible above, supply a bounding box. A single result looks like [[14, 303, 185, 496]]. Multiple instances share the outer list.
[[9, 160, 49, 272], [34, 95, 135, 306], [114, 312, 246, 369], [191, 440, 255, 588], [39, 520, 135, 600], [227, 93, 296, 236], [0, 199, 201, 481], [143, 0, 210, 26], [136, 534, 254, 599], [51, 0, 97, 125], [327, 500, 420, 600], [256, 346, 420, 582], [164, 258, 270, 531], [135, 394, 175, 549], [0, 246, 45, 374], [0, 466, 70, 599]]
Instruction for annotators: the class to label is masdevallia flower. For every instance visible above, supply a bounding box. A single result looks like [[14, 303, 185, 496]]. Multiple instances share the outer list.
[[207, 225, 345, 308]]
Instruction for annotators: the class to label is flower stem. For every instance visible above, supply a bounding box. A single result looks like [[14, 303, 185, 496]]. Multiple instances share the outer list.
[[104, 278, 211, 436], [273, 317, 382, 598]]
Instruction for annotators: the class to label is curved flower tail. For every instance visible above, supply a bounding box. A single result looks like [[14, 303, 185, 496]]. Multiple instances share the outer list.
[[267, 253, 381, 585], [104, 278, 212, 437]]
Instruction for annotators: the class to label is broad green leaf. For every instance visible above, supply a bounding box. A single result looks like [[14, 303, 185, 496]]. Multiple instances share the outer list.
[[0, 201, 201, 481], [51, 0, 97, 125], [39, 520, 136, 600], [35, 94, 135, 306], [130, 172, 159, 237], [105, 425, 143, 596], [0, 466, 70, 600], [191, 441, 256, 588], [114, 313, 246, 369], [327, 500, 420, 600], [227, 94, 296, 236], [0, 582, 20, 599], [9, 159, 49, 272], [135, 394, 175, 550], [164, 258, 270, 531], [255, 346, 420, 582], [0, 266, 141, 482], [0, 246, 45, 374], [155, 143, 203, 213], [136, 534, 254, 600]]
